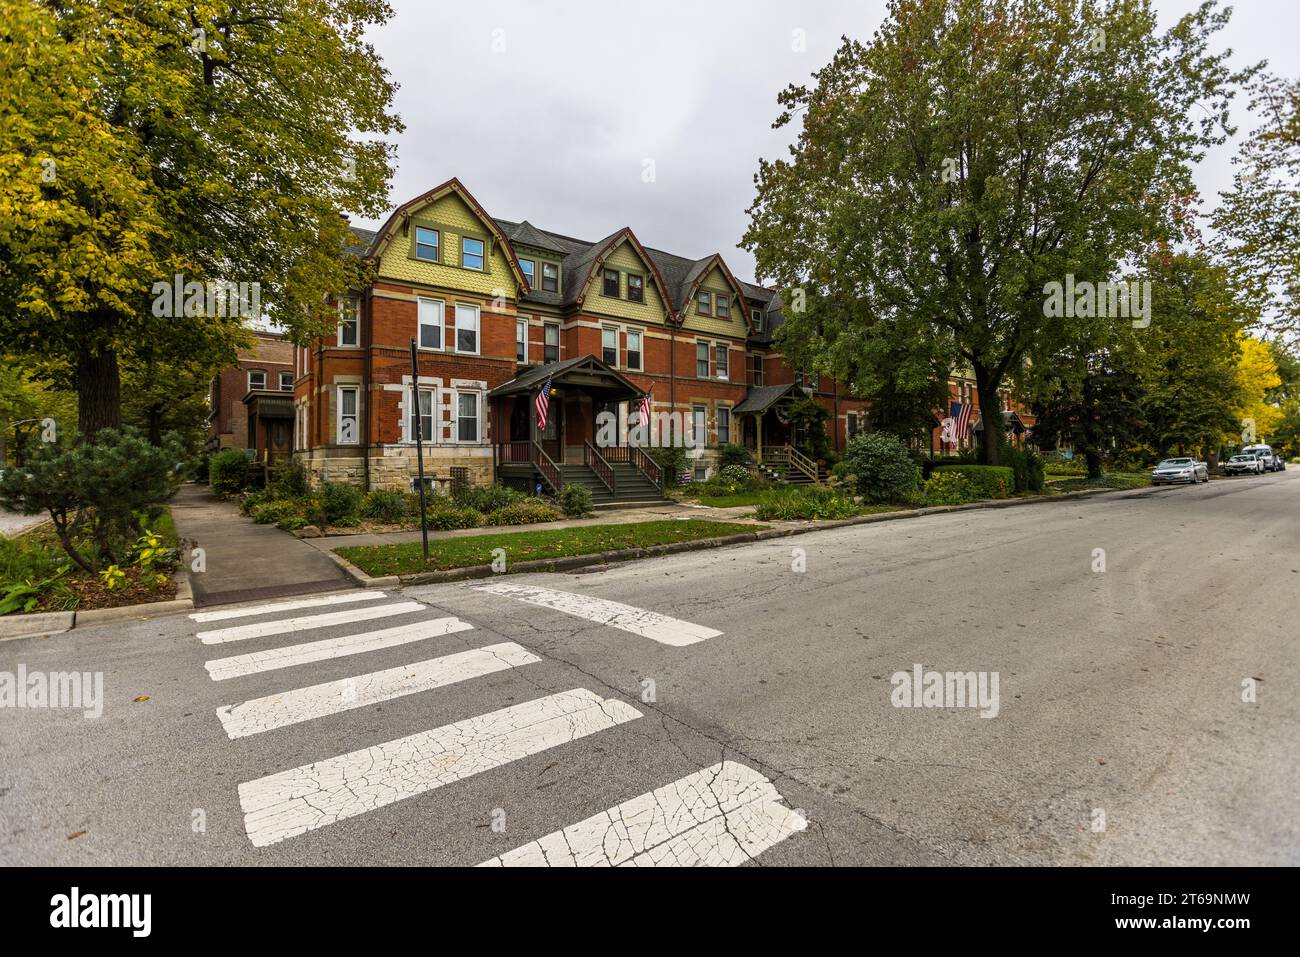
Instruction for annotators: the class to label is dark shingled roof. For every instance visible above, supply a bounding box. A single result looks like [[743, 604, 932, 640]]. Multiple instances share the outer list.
[[731, 382, 798, 415], [354, 204, 782, 322]]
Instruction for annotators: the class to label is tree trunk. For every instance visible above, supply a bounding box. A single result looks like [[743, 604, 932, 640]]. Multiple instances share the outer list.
[[76, 342, 121, 439], [146, 403, 164, 445], [973, 362, 1002, 466]]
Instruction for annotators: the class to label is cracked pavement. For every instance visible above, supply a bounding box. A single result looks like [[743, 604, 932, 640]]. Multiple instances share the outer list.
[[1, 470, 1296, 865]]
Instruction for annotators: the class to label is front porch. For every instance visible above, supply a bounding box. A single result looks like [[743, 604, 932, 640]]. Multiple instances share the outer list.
[[732, 383, 824, 483], [490, 355, 667, 506]]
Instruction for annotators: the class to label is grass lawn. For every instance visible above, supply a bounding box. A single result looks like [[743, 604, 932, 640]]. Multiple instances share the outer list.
[[694, 491, 767, 508], [1046, 471, 1152, 493], [336, 519, 766, 577]]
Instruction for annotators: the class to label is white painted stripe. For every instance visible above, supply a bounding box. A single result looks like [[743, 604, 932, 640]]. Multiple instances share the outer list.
[[479, 761, 805, 867], [196, 601, 426, 645], [472, 582, 722, 647], [204, 617, 473, 681], [239, 688, 641, 847], [189, 591, 386, 623], [217, 642, 540, 739]]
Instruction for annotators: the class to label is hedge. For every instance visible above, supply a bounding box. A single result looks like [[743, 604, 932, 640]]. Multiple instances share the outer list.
[[930, 465, 1014, 499]]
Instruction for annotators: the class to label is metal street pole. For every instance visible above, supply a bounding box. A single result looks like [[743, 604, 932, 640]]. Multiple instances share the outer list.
[[410, 338, 429, 562]]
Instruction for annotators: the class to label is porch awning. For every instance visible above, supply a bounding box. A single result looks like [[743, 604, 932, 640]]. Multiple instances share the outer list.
[[732, 382, 797, 416], [973, 410, 1029, 434], [242, 392, 295, 419], [489, 354, 642, 401]]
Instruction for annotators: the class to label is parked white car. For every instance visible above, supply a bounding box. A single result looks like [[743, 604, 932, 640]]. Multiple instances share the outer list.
[[1151, 457, 1209, 485], [1224, 453, 1264, 476]]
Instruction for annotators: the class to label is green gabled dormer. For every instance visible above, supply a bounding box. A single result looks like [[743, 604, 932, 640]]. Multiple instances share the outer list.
[[679, 255, 751, 338]]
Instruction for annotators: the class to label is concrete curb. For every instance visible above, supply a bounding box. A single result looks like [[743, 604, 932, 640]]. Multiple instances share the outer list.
[[0, 571, 194, 641], [335, 482, 1159, 587]]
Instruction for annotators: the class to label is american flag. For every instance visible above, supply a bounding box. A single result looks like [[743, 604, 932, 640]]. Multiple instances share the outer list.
[[951, 401, 972, 444], [637, 388, 652, 428], [535, 375, 554, 431]]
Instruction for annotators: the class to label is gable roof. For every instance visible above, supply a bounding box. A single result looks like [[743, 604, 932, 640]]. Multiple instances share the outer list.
[[488, 353, 644, 400], [362, 178, 532, 291]]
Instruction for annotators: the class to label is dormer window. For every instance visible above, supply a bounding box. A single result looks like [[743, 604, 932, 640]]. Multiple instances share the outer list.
[[697, 290, 713, 315], [752, 308, 765, 333], [542, 262, 559, 293], [716, 295, 730, 319], [627, 274, 644, 303], [415, 226, 439, 262], [519, 257, 536, 287], [603, 268, 620, 297]]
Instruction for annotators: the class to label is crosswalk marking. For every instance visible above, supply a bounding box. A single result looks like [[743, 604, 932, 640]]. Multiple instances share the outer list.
[[204, 617, 474, 681], [216, 642, 540, 739], [472, 581, 722, 647], [239, 688, 642, 847], [189, 591, 386, 623], [196, 600, 426, 645], [478, 761, 805, 867]]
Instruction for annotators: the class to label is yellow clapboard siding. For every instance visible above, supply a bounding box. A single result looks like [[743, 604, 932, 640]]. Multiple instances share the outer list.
[[681, 264, 745, 337], [377, 192, 519, 297], [580, 240, 668, 323]]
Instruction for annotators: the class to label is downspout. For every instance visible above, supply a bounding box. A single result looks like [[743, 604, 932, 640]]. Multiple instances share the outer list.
[[363, 286, 373, 491]]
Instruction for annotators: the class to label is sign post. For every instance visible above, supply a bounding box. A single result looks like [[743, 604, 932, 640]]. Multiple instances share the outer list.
[[409, 338, 430, 562]]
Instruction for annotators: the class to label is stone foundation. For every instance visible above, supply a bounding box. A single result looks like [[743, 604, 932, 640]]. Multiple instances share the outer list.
[[296, 446, 493, 491]]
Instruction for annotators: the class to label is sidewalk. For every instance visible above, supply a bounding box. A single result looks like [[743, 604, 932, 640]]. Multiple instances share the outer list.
[[300, 500, 764, 552], [169, 484, 353, 606]]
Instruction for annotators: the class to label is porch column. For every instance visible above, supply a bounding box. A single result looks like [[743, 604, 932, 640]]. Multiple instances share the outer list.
[[756, 414, 764, 461]]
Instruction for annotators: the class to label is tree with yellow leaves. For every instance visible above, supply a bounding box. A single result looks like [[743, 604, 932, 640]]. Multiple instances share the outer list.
[[1232, 335, 1283, 445]]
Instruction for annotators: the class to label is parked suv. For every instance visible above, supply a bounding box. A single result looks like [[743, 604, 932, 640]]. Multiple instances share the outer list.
[[1242, 445, 1283, 472]]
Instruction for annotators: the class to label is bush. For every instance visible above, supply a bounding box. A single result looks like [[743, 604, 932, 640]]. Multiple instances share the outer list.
[[646, 446, 688, 487], [423, 502, 484, 531], [717, 443, 751, 468], [317, 481, 363, 525], [841, 432, 918, 503], [558, 483, 594, 517], [1000, 442, 1046, 493], [484, 501, 564, 526], [251, 500, 306, 528], [209, 449, 253, 497], [268, 458, 309, 499], [361, 489, 411, 523], [754, 485, 862, 521], [917, 470, 975, 505], [931, 464, 1013, 499], [717, 463, 753, 485], [453, 483, 525, 513], [0, 427, 184, 573]]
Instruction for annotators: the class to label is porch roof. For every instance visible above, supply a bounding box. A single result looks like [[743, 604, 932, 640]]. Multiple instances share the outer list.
[[241, 391, 295, 419], [732, 382, 798, 416], [488, 354, 644, 401]]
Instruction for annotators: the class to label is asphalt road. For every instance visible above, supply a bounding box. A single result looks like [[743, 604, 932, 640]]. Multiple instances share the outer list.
[[2, 470, 1296, 866]]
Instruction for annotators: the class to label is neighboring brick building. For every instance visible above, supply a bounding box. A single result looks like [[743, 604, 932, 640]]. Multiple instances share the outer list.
[[206, 329, 295, 462]]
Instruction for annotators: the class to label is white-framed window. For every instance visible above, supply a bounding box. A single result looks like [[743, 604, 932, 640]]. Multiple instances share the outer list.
[[602, 326, 618, 366], [696, 341, 709, 378], [337, 386, 359, 445], [409, 388, 434, 443], [752, 308, 765, 333], [415, 226, 439, 262], [544, 322, 559, 363], [338, 298, 359, 346], [626, 330, 642, 370], [518, 257, 536, 288], [460, 236, 485, 271], [714, 342, 729, 380], [454, 302, 479, 354], [279, 371, 293, 392], [248, 369, 266, 391], [692, 405, 707, 447], [716, 406, 731, 445], [516, 319, 527, 363], [750, 353, 764, 386], [456, 391, 480, 443], [418, 297, 444, 350]]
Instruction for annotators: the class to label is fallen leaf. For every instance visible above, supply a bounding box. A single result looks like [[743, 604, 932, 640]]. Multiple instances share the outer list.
[[66, 830, 86, 840], [133, 696, 150, 703]]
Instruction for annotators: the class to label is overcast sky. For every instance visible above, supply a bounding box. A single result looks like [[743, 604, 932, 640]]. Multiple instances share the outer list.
[[355, 0, 1300, 284]]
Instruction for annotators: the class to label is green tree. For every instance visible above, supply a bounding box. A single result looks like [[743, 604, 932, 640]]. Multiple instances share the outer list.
[[744, 0, 1248, 465], [1029, 348, 1144, 479], [1212, 74, 1300, 340], [0, 1, 400, 437]]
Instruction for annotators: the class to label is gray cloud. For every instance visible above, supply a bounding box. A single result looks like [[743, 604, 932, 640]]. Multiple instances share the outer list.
[[357, 0, 1299, 283]]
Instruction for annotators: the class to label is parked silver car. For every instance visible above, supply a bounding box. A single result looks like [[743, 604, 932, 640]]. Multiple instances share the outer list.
[[1151, 457, 1209, 484], [1224, 453, 1265, 476], [1242, 445, 1284, 472]]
